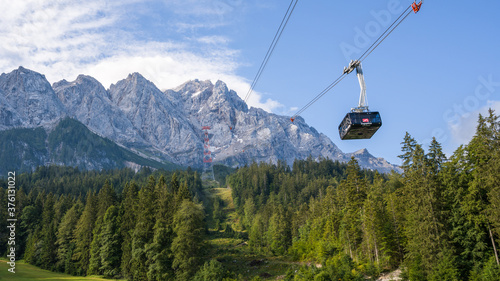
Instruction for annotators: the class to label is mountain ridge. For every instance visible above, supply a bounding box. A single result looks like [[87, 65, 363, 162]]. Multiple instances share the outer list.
[[0, 66, 400, 173], [0, 117, 178, 175]]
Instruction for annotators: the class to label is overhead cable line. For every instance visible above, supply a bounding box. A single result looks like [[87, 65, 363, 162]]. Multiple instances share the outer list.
[[290, 1, 421, 121], [290, 73, 348, 121], [358, 5, 412, 63], [243, 0, 299, 104]]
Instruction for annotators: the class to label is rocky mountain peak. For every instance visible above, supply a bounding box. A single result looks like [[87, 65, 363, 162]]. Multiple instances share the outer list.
[[351, 148, 372, 157], [215, 81, 248, 113], [52, 73, 150, 151], [126, 72, 147, 83], [54, 74, 110, 104], [176, 79, 214, 95], [109, 72, 162, 108], [346, 148, 401, 173], [1, 66, 52, 94], [172, 80, 248, 113], [0, 67, 401, 173], [0, 66, 66, 129]]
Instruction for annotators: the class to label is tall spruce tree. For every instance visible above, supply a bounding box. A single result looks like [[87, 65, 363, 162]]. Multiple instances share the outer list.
[[465, 110, 500, 266], [176, 181, 191, 202], [131, 176, 157, 280], [362, 173, 390, 266], [171, 200, 206, 280], [267, 204, 291, 255], [99, 205, 122, 278], [120, 182, 139, 278], [72, 191, 97, 275], [337, 158, 367, 260], [88, 180, 117, 275], [56, 202, 82, 273], [249, 213, 267, 252], [147, 175, 176, 280], [400, 135, 447, 278], [40, 193, 57, 270]]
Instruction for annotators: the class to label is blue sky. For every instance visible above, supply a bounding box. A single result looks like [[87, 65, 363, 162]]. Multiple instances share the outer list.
[[1, 0, 499, 165]]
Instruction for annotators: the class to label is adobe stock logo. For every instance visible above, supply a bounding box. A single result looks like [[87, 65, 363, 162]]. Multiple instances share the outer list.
[[212, 0, 243, 21], [420, 74, 500, 148], [443, 75, 500, 127], [340, 0, 405, 61]]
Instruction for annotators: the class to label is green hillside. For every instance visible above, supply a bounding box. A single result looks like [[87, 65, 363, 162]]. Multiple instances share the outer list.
[[0, 259, 125, 281], [0, 117, 179, 175]]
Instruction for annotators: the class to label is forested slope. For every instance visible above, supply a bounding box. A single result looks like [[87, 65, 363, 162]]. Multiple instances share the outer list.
[[226, 109, 500, 280], [1, 110, 500, 281]]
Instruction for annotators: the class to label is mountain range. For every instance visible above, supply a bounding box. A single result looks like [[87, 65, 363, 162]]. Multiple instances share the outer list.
[[0, 66, 399, 174]]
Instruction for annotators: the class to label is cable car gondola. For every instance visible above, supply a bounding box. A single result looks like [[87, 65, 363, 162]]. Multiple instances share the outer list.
[[290, 2, 423, 138], [338, 60, 381, 140], [338, 111, 382, 140]]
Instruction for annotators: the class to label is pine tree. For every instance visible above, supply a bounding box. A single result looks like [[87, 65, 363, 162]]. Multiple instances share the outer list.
[[243, 197, 256, 230], [469, 110, 500, 266], [400, 135, 447, 277], [88, 180, 117, 276], [249, 214, 267, 253], [267, 204, 291, 255], [99, 205, 122, 278], [441, 144, 478, 278], [23, 229, 42, 265], [176, 181, 191, 202], [56, 202, 82, 273], [20, 204, 41, 261], [0, 188, 7, 256], [97, 180, 117, 218], [483, 110, 500, 266], [399, 132, 418, 173], [147, 175, 176, 281], [362, 173, 391, 267], [170, 173, 180, 194], [14, 188, 29, 258], [40, 193, 57, 270], [88, 220, 103, 275], [131, 176, 157, 280], [147, 219, 174, 281], [171, 200, 205, 280], [383, 172, 406, 265], [73, 191, 97, 275], [337, 157, 367, 260], [120, 182, 139, 278]]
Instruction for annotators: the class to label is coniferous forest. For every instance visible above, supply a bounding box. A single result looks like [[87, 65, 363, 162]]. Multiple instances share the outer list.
[[1, 110, 500, 281]]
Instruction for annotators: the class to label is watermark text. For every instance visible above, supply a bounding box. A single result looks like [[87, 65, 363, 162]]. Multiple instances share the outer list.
[[6, 171, 16, 274]]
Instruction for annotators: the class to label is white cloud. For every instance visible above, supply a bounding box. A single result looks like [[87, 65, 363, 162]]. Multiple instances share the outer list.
[[0, 0, 115, 78], [209, 75, 283, 113], [448, 100, 500, 145], [162, 0, 244, 16], [0, 0, 284, 114], [197, 35, 230, 45]]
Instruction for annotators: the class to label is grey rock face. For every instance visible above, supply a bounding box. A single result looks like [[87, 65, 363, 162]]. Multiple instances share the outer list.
[[164, 79, 398, 172], [108, 73, 201, 165], [346, 148, 402, 173], [0, 66, 66, 129], [53, 74, 150, 150], [0, 67, 400, 173]]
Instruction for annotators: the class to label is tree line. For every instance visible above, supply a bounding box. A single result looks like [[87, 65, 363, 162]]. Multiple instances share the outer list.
[[227, 109, 500, 280], [0, 167, 210, 280], [1, 110, 499, 280]]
